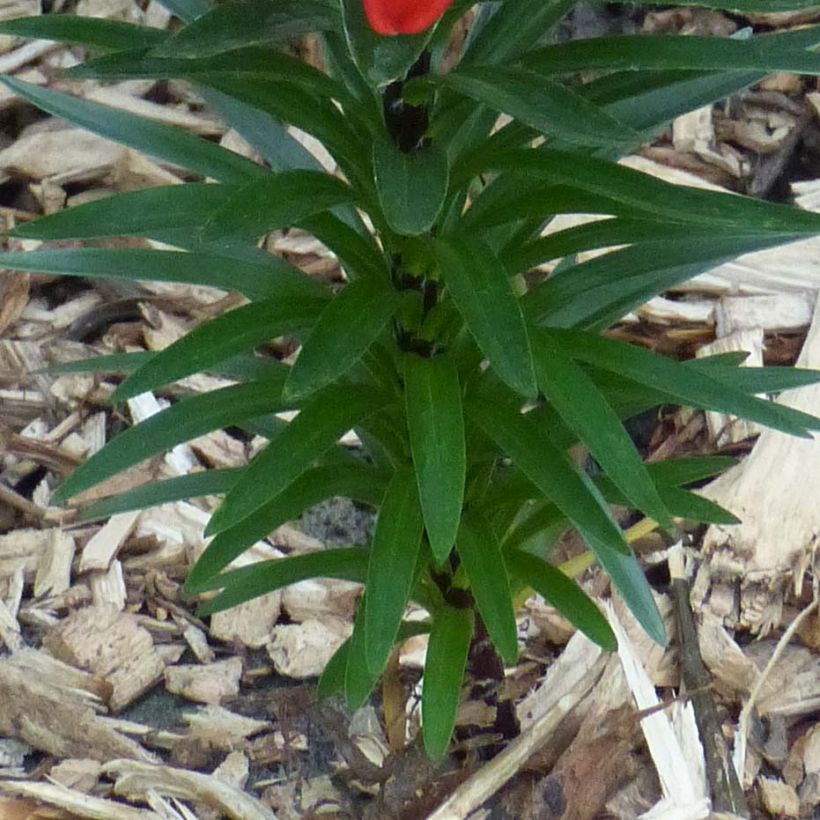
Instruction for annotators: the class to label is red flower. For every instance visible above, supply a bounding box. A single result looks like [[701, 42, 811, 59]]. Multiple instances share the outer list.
[[364, 0, 454, 35]]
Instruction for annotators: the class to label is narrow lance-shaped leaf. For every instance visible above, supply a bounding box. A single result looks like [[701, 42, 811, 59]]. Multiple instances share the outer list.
[[364, 469, 425, 675], [154, 0, 339, 57], [440, 66, 639, 148], [506, 550, 616, 650], [0, 78, 263, 184], [532, 331, 674, 532], [78, 470, 242, 523], [422, 605, 473, 760], [434, 237, 537, 398], [285, 277, 400, 401], [206, 385, 391, 536], [346, 594, 381, 709], [196, 549, 369, 616], [405, 354, 466, 562], [0, 15, 167, 50], [545, 328, 820, 438], [52, 377, 287, 503], [456, 513, 518, 665], [466, 380, 666, 644], [522, 28, 820, 76], [186, 462, 385, 592], [115, 294, 327, 402], [0, 248, 312, 303]]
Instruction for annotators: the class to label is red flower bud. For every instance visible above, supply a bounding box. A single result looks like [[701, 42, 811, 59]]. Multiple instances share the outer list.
[[364, 0, 454, 36]]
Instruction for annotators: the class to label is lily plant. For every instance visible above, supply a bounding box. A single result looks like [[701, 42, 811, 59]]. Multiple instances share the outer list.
[[3, 0, 820, 759]]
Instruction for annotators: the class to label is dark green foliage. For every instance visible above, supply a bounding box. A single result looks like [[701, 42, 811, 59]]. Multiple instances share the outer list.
[[7, 0, 820, 761]]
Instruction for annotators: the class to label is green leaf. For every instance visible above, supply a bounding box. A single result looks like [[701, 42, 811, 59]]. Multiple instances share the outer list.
[[0, 248, 308, 302], [0, 78, 263, 185], [466, 383, 629, 557], [524, 235, 798, 331], [205, 385, 391, 536], [524, 28, 820, 76], [466, 379, 666, 644], [686, 358, 820, 393], [373, 140, 449, 236], [78, 470, 241, 523], [114, 294, 325, 402], [185, 462, 385, 592], [39, 352, 154, 376], [345, 595, 380, 708], [193, 74, 368, 182], [53, 377, 287, 503], [340, 0, 432, 86], [285, 278, 400, 401], [10, 185, 231, 241], [456, 513, 518, 665], [434, 237, 536, 398], [364, 469, 425, 675], [441, 67, 639, 148], [405, 354, 465, 562], [199, 172, 357, 240], [613, 0, 820, 9], [532, 331, 673, 531], [422, 605, 473, 760], [506, 550, 616, 650], [10, 173, 355, 243], [154, 0, 339, 57], [195, 548, 368, 616], [319, 619, 430, 699], [546, 329, 820, 438], [462, 0, 575, 66], [0, 15, 167, 50], [473, 150, 820, 236], [71, 46, 353, 109]]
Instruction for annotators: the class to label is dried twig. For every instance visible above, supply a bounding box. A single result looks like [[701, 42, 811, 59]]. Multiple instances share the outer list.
[[733, 594, 820, 785], [669, 544, 748, 817]]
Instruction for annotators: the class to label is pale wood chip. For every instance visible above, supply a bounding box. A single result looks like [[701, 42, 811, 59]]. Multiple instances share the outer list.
[[0, 598, 22, 651], [104, 758, 275, 820], [183, 705, 270, 747], [0, 780, 159, 819], [182, 624, 215, 664], [164, 657, 243, 705], [33, 529, 75, 598], [266, 617, 352, 679], [0, 527, 51, 580], [757, 776, 800, 818], [90, 559, 128, 611], [0, 649, 153, 761], [79, 512, 140, 574], [49, 759, 103, 793], [0, 128, 126, 185], [280, 577, 360, 623], [43, 605, 165, 712]]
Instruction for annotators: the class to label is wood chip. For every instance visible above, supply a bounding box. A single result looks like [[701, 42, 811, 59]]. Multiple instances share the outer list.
[[183, 705, 270, 748], [0, 780, 158, 819], [104, 758, 275, 820], [43, 605, 165, 712], [49, 759, 103, 793], [79, 512, 140, 574], [266, 616, 351, 679], [0, 649, 153, 761], [757, 776, 800, 817], [702, 301, 820, 631], [32, 529, 75, 598], [164, 657, 243, 705]]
